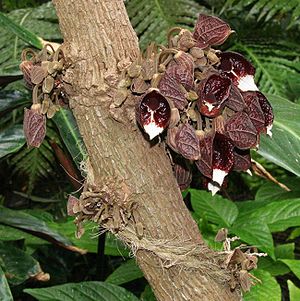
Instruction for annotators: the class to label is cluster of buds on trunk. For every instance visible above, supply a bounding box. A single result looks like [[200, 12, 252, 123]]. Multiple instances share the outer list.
[[122, 14, 274, 195], [20, 45, 68, 148]]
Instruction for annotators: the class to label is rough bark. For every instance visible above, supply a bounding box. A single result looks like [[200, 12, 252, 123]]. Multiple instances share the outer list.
[[52, 1, 241, 300]]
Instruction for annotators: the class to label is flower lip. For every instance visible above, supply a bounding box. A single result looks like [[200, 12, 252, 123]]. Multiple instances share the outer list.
[[197, 74, 231, 117], [218, 51, 258, 91], [137, 89, 171, 140]]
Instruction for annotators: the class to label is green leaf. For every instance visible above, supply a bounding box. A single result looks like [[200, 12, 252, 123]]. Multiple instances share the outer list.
[[11, 139, 57, 194], [0, 206, 72, 247], [258, 257, 290, 276], [230, 222, 274, 258], [48, 218, 129, 256], [0, 11, 43, 49], [105, 259, 144, 285], [0, 90, 30, 112], [140, 285, 156, 301], [0, 241, 44, 286], [0, 266, 13, 301], [236, 198, 300, 232], [190, 189, 238, 227], [126, 0, 208, 49], [289, 227, 300, 240], [288, 280, 300, 301], [258, 95, 300, 177], [275, 243, 295, 259], [0, 3, 60, 76], [0, 124, 25, 158], [280, 259, 300, 279], [255, 179, 300, 202], [243, 269, 281, 301], [24, 281, 140, 301], [52, 109, 87, 170]]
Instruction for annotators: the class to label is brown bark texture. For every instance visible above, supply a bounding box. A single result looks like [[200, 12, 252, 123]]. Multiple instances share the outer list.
[[52, 1, 242, 300]]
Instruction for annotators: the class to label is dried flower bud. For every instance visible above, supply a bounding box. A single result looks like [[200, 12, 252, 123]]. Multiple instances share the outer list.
[[136, 89, 171, 140], [218, 51, 258, 92], [175, 123, 200, 160], [166, 126, 179, 152], [30, 65, 48, 85], [173, 159, 192, 190], [190, 47, 205, 59], [193, 14, 233, 49], [19, 60, 34, 89], [208, 133, 234, 195], [225, 111, 257, 149], [23, 107, 46, 148], [197, 74, 231, 117], [131, 77, 150, 94], [177, 29, 196, 51]]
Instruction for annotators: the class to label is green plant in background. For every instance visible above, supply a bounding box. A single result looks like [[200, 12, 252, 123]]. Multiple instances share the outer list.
[[0, 0, 299, 300]]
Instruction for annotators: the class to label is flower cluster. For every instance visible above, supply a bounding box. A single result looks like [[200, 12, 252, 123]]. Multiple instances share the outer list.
[[132, 14, 273, 194]]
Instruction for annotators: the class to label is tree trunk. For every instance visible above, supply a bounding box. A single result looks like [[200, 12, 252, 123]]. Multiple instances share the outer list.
[[52, 1, 241, 300]]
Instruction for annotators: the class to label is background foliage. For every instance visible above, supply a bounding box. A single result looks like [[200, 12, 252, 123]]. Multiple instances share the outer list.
[[0, 0, 299, 300]]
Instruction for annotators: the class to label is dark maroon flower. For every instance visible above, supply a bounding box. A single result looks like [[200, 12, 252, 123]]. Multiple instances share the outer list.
[[225, 112, 258, 149], [175, 123, 200, 160], [226, 85, 246, 112], [195, 132, 214, 179], [243, 91, 266, 134], [256, 92, 274, 137], [23, 107, 46, 148], [197, 74, 231, 117], [193, 14, 233, 49], [208, 133, 234, 195], [233, 148, 251, 172], [218, 51, 258, 92], [136, 89, 171, 140], [158, 66, 189, 110]]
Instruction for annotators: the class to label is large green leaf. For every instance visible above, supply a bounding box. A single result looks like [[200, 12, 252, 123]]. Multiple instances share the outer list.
[[280, 259, 300, 279], [0, 90, 30, 112], [11, 137, 58, 194], [105, 259, 143, 285], [190, 189, 239, 227], [49, 218, 129, 256], [0, 124, 25, 158], [258, 257, 290, 276], [0, 266, 13, 301], [255, 179, 300, 202], [230, 222, 274, 258], [222, 0, 300, 28], [0, 241, 44, 286], [126, 0, 208, 49], [288, 280, 300, 301], [243, 269, 281, 301], [0, 2, 60, 76], [52, 108, 87, 170], [0, 206, 72, 247], [258, 95, 300, 177], [275, 243, 295, 259], [236, 198, 300, 232], [140, 285, 156, 301], [24, 281, 140, 301], [0, 11, 43, 49]]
